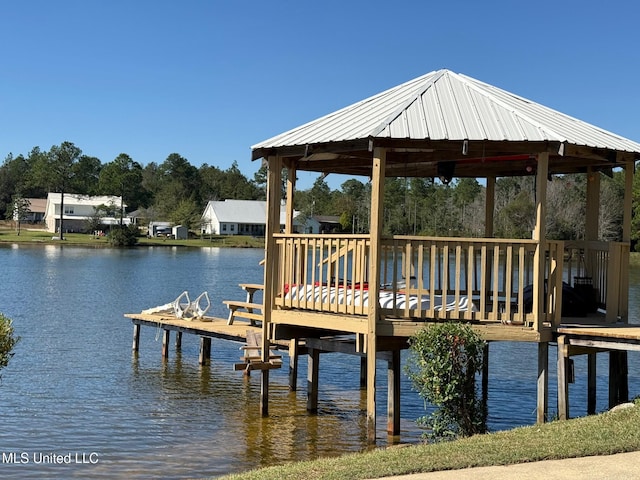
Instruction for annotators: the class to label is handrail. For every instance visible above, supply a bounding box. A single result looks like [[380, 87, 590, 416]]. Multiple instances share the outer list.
[[271, 234, 624, 330]]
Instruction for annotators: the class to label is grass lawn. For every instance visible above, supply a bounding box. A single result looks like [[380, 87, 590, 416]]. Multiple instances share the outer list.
[[0, 226, 265, 248], [219, 402, 640, 480]]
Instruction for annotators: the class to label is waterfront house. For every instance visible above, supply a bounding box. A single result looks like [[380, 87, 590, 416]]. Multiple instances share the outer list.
[[249, 69, 640, 442], [298, 215, 343, 234], [201, 199, 300, 236], [13, 198, 46, 224], [44, 193, 128, 233]]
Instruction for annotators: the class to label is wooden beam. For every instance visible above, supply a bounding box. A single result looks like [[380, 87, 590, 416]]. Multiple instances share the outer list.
[[557, 335, 569, 421], [261, 154, 283, 417], [285, 163, 296, 234], [132, 323, 140, 352], [288, 338, 299, 391], [387, 349, 401, 436], [199, 337, 211, 365], [538, 342, 549, 423], [482, 343, 489, 426], [587, 353, 597, 415], [367, 147, 386, 445], [585, 168, 600, 241], [532, 152, 549, 331], [162, 329, 170, 359], [307, 348, 320, 412], [623, 161, 633, 242], [485, 176, 495, 237]]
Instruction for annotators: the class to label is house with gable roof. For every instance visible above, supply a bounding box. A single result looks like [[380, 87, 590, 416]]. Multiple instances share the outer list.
[[44, 193, 130, 233], [201, 199, 301, 236]]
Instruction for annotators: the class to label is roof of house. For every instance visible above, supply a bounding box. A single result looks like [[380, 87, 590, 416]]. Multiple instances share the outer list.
[[312, 215, 341, 224], [251, 69, 640, 178], [46, 193, 125, 207], [26, 198, 47, 213], [204, 199, 295, 224]]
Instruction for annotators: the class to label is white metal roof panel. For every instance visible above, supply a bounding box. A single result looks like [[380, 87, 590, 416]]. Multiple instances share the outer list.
[[252, 69, 640, 155]]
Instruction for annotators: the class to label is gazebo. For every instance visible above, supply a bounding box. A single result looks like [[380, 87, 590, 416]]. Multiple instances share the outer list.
[[250, 69, 640, 443]]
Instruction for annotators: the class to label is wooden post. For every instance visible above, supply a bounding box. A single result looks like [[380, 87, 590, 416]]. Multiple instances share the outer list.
[[623, 160, 634, 244], [609, 351, 628, 408], [587, 352, 597, 415], [557, 335, 569, 420], [532, 152, 549, 424], [366, 146, 386, 444], [199, 337, 211, 365], [387, 349, 401, 436], [307, 348, 320, 412], [609, 351, 620, 408], [132, 323, 140, 352], [485, 176, 495, 237], [261, 154, 283, 417], [285, 163, 296, 234], [175, 331, 182, 350], [585, 167, 600, 241], [482, 343, 489, 426], [360, 356, 367, 389], [288, 338, 298, 391], [532, 152, 548, 332], [538, 341, 549, 423], [161, 329, 170, 359]]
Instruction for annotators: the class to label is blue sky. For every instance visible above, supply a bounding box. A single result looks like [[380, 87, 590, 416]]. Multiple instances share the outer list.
[[1, 0, 638, 190]]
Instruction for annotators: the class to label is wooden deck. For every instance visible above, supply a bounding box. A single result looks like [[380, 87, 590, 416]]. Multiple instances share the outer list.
[[555, 321, 640, 421], [557, 323, 640, 350], [124, 313, 288, 368]]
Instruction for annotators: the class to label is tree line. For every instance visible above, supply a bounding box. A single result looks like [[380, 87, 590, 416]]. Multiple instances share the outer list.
[[1, 141, 637, 245], [0, 141, 264, 230]]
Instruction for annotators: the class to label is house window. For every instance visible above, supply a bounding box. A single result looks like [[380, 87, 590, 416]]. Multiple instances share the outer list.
[[230, 225, 235, 232], [64, 206, 74, 215], [222, 224, 227, 232]]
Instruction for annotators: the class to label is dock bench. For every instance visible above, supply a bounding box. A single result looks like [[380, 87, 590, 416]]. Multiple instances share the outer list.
[[223, 300, 263, 325], [223, 283, 264, 325]]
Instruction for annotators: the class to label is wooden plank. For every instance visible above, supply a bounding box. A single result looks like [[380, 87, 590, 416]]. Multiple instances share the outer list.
[[557, 325, 640, 340], [271, 309, 368, 334]]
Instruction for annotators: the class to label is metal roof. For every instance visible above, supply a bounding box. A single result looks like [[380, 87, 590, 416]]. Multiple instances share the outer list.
[[203, 200, 293, 225], [251, 69, 640, 177], [46, 193, 125, 207]]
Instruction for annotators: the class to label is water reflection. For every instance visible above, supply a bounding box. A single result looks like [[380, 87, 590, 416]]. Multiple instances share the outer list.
[[0, 244, 638, 479]]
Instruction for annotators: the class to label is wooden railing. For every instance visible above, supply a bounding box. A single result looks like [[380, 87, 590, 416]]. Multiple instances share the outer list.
[[379, 237, 564, 329], [272, 234, 628, 330], [564, 240, 629, 322]]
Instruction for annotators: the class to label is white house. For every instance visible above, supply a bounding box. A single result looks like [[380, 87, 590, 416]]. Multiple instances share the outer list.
[[12, 198, 46, 224], [298, 215, 343, 234], [44, 193, 129, 233], [201, 199, 300, 236]]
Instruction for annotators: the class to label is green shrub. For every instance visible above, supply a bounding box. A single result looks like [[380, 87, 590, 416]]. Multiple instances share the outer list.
[[107, 224, 139, 247], [0, 312, 19, 374], [405, 322, 487, 441]]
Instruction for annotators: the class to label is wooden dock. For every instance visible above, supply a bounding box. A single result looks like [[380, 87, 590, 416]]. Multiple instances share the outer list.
[[556, 322, 640, 421], [125, 313, 279, 366]]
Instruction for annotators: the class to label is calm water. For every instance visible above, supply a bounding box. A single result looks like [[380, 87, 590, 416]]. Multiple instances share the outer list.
[[0, 244, 638, 479]]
